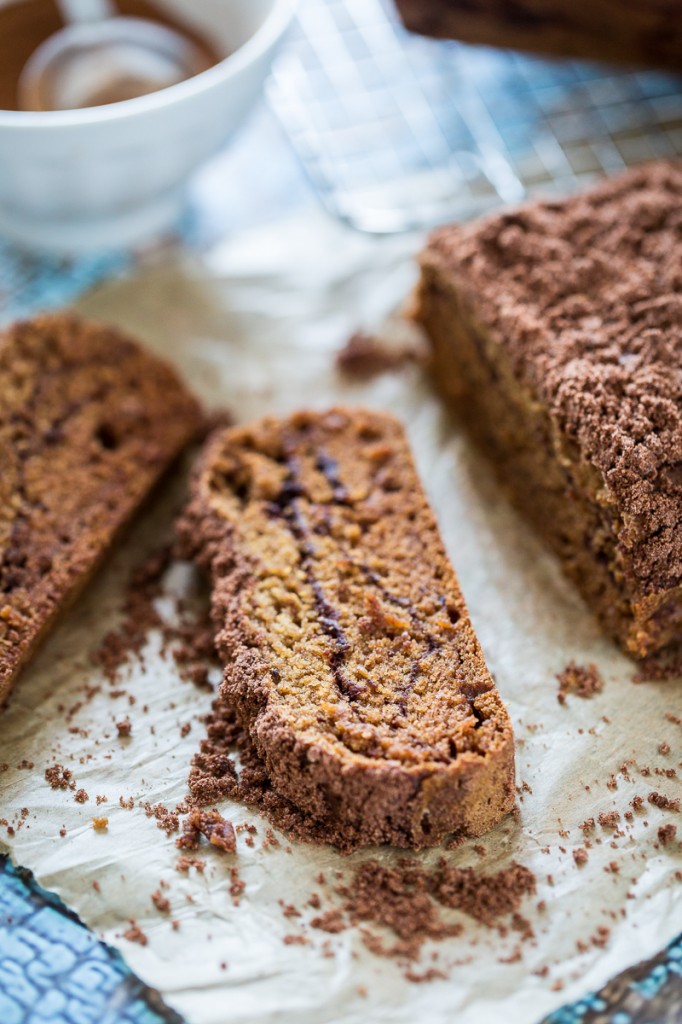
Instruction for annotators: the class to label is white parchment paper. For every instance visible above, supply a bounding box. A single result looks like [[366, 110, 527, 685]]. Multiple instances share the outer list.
[[0, 213, 680, 1024]]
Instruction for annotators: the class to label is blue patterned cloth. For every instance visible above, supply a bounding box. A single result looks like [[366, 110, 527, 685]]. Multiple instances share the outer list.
[[0, 860, 180, 1024], [0, 243, 130, 326], [545, 934, 682, 1023]]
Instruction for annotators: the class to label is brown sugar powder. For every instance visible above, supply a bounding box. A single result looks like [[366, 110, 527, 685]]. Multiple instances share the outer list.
[[91, 543, 221, 690], [318, 858, 537, 963], [93, 547, 171, 683], [337, 860, 463, 961]]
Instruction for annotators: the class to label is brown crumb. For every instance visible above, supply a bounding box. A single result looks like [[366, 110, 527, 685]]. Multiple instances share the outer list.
[[335, 330, 420, 381], [657, 824, 677, 846], [405, 967, 447, 983], [92, 548, 170, 683], [573, 848, 588, 867], [116, 717, 132, 738], [123, 920, 147, 946], [311, 909, 347, 934], [151, 890, 171, 914], [74, 789, 89, 804], [177, 808, 236, 854], [229, 866, 245, 903], [144, 802, 180, 835], [598, 811, 621, 831], [315, 858, 537, 962], [556, 662, 603, 704], [175, 856, 205, 874], [648, 791, 680, 812], [119, 796, 134, 810], [592, 925, 610, 948], [92, 543, 220, 692], [45, 765, 74, 791]]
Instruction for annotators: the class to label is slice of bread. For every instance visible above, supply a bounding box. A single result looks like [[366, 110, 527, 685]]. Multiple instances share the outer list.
[[178, 407, 515, 848], [0, 312, 203, 704]]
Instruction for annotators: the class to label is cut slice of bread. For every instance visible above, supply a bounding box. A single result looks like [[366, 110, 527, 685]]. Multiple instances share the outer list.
[[0, 312, 203, 704], [178, 407, 515, 848]]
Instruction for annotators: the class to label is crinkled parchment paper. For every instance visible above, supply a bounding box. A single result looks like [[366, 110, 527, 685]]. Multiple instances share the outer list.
[[1, 213, 680, 1024]]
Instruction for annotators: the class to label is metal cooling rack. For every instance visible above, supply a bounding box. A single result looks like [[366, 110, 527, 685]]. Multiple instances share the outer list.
[[268, 0, 682, 231]]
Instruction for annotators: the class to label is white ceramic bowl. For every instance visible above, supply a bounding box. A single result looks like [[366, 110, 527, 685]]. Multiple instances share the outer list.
[[0, 0, 295, 253]]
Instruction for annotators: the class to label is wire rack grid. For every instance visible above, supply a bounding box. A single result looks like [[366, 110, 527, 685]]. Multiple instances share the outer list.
[[268, 0, 682, 231]]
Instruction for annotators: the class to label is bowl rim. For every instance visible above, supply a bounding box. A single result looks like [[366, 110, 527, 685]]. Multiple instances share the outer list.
[[0, 0, 296, 128]]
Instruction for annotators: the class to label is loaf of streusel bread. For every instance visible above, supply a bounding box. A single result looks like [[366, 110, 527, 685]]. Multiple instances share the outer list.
[[395, 0, 682, 72], [415, 161, 682, 665]]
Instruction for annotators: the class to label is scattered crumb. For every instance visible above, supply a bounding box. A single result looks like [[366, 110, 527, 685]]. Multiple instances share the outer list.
[[176, 856, 206, 874], [557, 662, 603, 704], [648, 792, 680, 812], [177, 808, 236, 854], [657, 824, 677, 846], [151, 890, 171, 914], [335, 330, 420, 381], [123, 921, 148, 946], [45, 765, 74, 791]]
